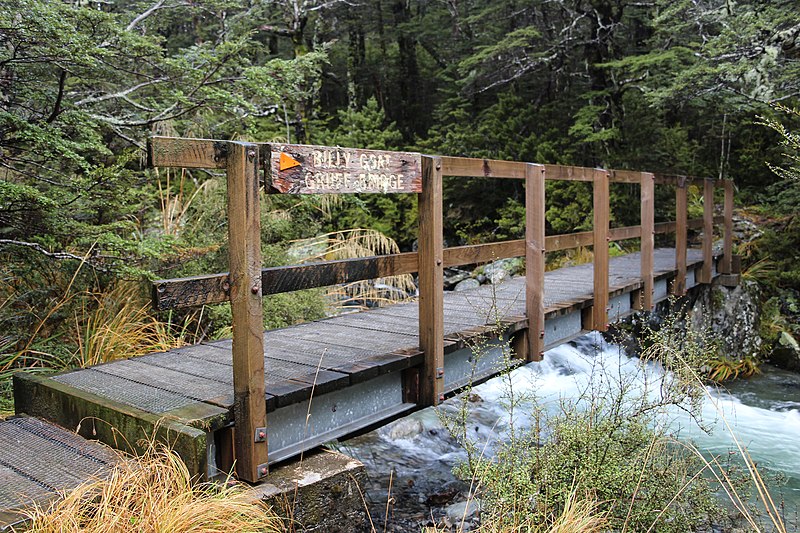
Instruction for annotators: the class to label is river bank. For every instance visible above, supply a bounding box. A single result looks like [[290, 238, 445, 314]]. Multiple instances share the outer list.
[[340, 333, 800, 531]]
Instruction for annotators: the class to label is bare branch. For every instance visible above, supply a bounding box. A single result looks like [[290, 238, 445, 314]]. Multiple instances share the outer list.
[[0, 239, 110, 271], [74, 78, 169, 106]]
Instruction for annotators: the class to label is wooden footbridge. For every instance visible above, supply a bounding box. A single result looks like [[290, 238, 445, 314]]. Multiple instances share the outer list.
[[3, 138, 737, 526]]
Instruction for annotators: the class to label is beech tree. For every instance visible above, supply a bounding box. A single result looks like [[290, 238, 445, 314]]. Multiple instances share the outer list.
[[0, 0, 325, 270]]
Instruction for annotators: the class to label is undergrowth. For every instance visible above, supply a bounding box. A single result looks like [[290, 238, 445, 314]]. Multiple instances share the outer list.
[[436, 300, 785, 532], [20, 442, 283, 533]]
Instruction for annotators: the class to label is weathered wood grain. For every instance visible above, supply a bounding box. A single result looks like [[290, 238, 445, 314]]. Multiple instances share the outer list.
[[268, 143, 422, 194], [700, 178, 714, 284], [592, 170, 609, 331], [544, 164, 595, 182], [526, 164, 546, 361], [440, 156, 526, 178], [148, 136, 227, 169], [641, 172, 655, 310], [418, 156, 444, 406], [546, 231, 593, 251], [609, 225, 642, 241], [673, 181, 688, 295], [609, 169, 642, 183], [443, 240, 525, 266], [226, 142, 268, 481]]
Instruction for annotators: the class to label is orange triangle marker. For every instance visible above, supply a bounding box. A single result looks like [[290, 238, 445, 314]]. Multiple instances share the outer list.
[[279, 152, 302, 171]]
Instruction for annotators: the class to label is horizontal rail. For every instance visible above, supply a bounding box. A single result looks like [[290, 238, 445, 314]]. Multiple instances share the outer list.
[[149, 137, 727, 188], [440, 156, 527, 179], [152, 215, 724, 310]]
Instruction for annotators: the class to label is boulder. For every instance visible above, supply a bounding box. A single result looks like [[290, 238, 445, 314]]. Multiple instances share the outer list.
[[387, 417, 424, 440], [454, 279, 481, 292], [771, 331, 800, 372], [687, 280, 762, 359], [445, 498, 481, 521]]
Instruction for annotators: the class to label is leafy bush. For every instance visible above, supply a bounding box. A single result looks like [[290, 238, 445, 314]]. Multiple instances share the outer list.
[[441, 313, 741, 532]]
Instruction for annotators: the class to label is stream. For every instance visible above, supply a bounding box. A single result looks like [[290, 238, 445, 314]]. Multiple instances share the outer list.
[[340, 332, 800, 531]]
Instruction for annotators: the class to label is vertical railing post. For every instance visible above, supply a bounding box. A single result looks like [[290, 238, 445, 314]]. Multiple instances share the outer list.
[[722, 179, 734, 274], [699, 178, 714, 283], [418, 155, 444, 406], [592, 169, 609, 331], [640, 173, 655, 310], [673, 179, 688, 296], [525, 164, 546, 361], [227, 141, 268, 482]]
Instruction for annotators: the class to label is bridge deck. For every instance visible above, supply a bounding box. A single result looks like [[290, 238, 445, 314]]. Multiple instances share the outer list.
[[0, 417, 117, 530], [14, 248, 710, 479]]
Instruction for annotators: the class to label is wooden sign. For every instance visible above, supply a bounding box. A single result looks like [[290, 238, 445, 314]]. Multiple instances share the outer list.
[[268, 144, 422, 194]]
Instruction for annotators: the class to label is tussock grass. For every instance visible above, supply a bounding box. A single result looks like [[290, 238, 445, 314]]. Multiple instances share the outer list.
[[20, 443, 284, 533], [291, 228, 416, 309], [73, 282, 183, 367]]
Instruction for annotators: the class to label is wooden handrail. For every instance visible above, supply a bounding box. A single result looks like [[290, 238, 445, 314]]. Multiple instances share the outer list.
[[147, 136, 736, 478], [151, 215, 726, 310]]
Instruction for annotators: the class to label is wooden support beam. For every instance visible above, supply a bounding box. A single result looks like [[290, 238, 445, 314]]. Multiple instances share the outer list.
[[525, 164, 546, 362], [543, 164, 595, 182], [673, 181, 688, 295], [608, 169, 643, 183], [440, 156, 526, 179], [418, 156, 444, 407], [545, 231, 593, 251], [148, 136, 228, 169], [592, 170, 610, 331], [640, 172, 655, 310], [722, 180, 734, 274], [699, 178, 714, 284], [444, 240, 524, 267], [226, 142, 268, 482]]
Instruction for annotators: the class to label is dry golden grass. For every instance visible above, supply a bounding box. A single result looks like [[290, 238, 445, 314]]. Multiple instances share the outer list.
[[73, 282, 183, 367], [291, 228, 416, 310], [20, 443, 284, 533]]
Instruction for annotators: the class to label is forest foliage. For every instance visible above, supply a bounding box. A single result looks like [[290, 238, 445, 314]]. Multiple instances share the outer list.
[[0, 0, 799, 412]]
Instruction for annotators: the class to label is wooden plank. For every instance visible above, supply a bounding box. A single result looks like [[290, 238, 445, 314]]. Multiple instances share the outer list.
[[526, 164, 546, 362], [722, 180, 734, 274], [153, 273, 229, 311], [148, 136, 227, 169], [653, 173, 699, 186], [609, 225, 642, 241], [156, 226, 719, 309], [545, 231, 593, 251], [592, 170, 610, 331], [699, 178, 714, 284], [543, 164, 595, 182], [443, 240, 525, 267], [656, 221, 677, 234], [608, 169, 642, 183], [268, 144, 422, 194], [418, 155, 444, 406], [226, 141, 268, 481], [153, 254, 418, 310], [640, 172, 655, 310], [673, 181, 688, 295], [440, 156, 526, 178], [261, 253, 419, 294]]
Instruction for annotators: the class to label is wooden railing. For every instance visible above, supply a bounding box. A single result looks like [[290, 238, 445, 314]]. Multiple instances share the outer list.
[[148, 137, 735, 482]]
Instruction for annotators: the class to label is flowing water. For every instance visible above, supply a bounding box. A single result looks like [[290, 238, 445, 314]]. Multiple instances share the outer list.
[[341, 333, 800, 531]]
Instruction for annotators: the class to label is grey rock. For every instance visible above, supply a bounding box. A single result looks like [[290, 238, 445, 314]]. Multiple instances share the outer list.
[[771, 331, 800, 372], [454, 278, 481, 292], [687, 280, 762, 359], [387, 418, 424, 440], [443, 269, 471, 290], [445, 499, 481, 521]]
